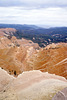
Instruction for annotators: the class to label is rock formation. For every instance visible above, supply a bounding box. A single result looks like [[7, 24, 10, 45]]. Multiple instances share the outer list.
[[52, 87, 67, 100], [0, 68, 67, 100], [0, 28, 67, 100], [0, 28, 16, 36], [28, 43, 67, 79], [0, 34, 39, 76], [0, 28, 67, 79]]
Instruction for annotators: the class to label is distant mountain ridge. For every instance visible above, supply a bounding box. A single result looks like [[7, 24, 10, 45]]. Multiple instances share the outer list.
[[0, 24, 67, 47], [0, 24, 67, 36], [0, 24, 40, 30]]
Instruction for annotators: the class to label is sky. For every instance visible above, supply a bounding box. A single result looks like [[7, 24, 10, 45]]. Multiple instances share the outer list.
[[0, 0, 67, 27]]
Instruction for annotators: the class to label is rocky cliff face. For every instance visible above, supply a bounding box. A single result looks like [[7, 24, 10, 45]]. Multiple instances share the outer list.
[[28, 43, 67, 79]]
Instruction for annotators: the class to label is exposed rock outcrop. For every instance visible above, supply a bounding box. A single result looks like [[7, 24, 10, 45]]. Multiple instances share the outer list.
[[52, 87, 67, 100], [0, 28, 67, 100], [28, 43, 67, 79], [0, 69, 67, 100], [0, 28, 67, 79], [0, 35, 39, 76], [0, 28, 16, 36], [0, 35, 67, 79], [0, 68, 18, 100]]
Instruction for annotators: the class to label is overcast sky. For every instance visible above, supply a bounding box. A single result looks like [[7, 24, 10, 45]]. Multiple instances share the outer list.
[[0, 0, 67, 27]]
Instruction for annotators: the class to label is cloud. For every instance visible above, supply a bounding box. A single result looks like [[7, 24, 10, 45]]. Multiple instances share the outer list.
[[0, 7, 67, 27], [0, 0, 67, 27], [0, 0, 67, 8]]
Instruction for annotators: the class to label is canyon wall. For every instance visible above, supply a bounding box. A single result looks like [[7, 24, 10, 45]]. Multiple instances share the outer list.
[[0, 28, 67, 79]]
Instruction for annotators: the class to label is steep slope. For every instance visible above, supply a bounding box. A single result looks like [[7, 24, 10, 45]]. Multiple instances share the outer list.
[[0, 28, 67, 100], [0, 28, 16, 36], [0, 35, 39, 76], [0, 34, 67, 79], [0, 28, 66, 78], [27, 43, 67, 79]]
